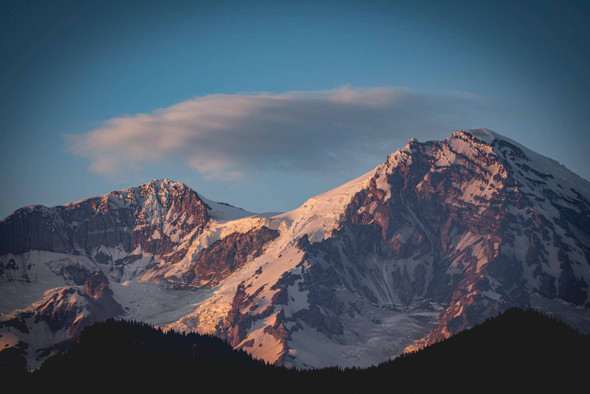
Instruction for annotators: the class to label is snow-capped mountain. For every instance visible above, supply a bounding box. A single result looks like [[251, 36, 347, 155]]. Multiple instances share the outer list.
[[1, 129, 589, 369]]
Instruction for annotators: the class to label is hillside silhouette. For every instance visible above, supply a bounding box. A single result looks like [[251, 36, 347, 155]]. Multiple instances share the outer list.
[[3, 308, 588, 392]]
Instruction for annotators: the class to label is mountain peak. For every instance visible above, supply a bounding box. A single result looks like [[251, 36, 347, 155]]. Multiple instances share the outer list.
[[116, 179, 197, 204], [149, 178, 180, 185], [453, 128, 501, 144], [143, 178, 189, 190], [3, 128, 590, 372]]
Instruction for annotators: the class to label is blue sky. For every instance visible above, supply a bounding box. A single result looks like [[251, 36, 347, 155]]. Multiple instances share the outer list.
[[1, 0, 589, 217]]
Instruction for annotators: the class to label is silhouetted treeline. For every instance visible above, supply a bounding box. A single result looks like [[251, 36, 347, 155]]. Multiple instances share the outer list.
[[3, 308, 588, 392]]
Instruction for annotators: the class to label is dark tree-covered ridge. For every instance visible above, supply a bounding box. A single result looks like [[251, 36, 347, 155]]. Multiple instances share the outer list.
[[3, 308, 588, 392]]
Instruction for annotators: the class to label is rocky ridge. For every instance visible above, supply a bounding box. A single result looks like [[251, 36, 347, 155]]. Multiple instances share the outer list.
[[1, 129, 589, 369]]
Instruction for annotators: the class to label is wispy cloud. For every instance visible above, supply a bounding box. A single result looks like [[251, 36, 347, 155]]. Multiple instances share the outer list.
[[65, 87, 486, 180]]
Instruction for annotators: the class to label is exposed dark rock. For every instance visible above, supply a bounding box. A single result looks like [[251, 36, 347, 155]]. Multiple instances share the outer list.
[[262, 308, 291, 365], [0, 180, 211, 269], [293, 304, 343, 338], [0, 317, 31, 334], [0, 206, 71, 255], [3, 131, 590, 370], [186, 226, 279, 288]]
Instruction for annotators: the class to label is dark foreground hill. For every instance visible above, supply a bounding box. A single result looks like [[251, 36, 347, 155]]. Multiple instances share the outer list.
[[3, 308, 588, 392]]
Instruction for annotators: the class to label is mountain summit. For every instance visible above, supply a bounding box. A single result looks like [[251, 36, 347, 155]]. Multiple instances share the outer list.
[[1, 129, 589, 369]]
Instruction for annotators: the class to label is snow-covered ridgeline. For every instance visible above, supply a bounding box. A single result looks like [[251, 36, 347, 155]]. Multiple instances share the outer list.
[[2, 129, 590, 371]]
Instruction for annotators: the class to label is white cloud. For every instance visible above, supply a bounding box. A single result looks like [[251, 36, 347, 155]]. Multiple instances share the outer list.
[[65, 86, 486, 180]]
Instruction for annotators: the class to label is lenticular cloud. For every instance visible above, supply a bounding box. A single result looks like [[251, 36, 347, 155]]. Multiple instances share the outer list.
[[65, 87, 483, 180]]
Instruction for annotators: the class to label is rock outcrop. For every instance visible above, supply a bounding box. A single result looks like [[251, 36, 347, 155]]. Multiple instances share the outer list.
[[2, 129, 589, 370]]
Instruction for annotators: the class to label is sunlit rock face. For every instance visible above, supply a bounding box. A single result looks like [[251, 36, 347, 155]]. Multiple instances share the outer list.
[[332, 129, 590, 347], [0, 179, 270, 366], [2, 129, 589, 370], [0, 271, 124, 369], [0, 179, 211, 283]]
